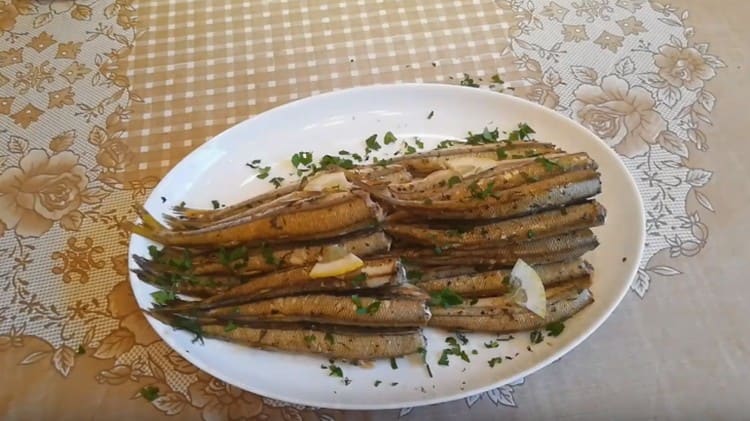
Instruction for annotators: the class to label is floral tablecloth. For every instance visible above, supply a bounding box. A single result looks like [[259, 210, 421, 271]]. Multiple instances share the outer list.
[[1, 0, 748, 419]]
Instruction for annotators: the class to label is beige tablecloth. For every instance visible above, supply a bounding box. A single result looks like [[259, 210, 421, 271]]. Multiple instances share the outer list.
[[1, 0, 748, 419]]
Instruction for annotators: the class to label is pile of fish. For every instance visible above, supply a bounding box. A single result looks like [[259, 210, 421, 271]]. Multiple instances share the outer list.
[[130, 130, 605, 361]]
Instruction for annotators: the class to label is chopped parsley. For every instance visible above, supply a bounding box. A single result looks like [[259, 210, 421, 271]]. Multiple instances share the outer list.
[[147, 245, 164, 262], [374, 380, 382, 387], [151, 290, 176, 307], [391, 382, 399, 386], [351, 153, 363, 162], [535, 156, 561, 171], [327, 363, 343, 378], [468, 181, 497, 200], [224, 321, 238, 333], [269, 176, 284, 188], [491, 74, 504, 84], [351, 272, 368, 286], [291, 151, 313, 168], [384, 131, 397, 145], [245, 159, 262, 169], [530, 330, 544, 344], [365, 134, 381, 151], [390, 358, 398, 369], [256, 166, 271, 179], [507, 123, 535, 141], [456, 333, 469, 345], [140, 386, 159, 402], [173, 317, 204, 344], [211, 200, 220, 209], [484, 340, 500, 349], [438, 336, 470, 366], [325, 332, 335, 345], [471, 349, 478, 355], [447, 175, 462, 188], [427, 110, 435, 119], [436, 139, 458, 149], [351, 295, 381, 315], [429, 288, 464, 308], [415, 138, 425, 149], [343, 377, 352, 386], [545, 321, 565, 337], [466, 127, 500, 145], [488, 357, 503, 368], [304, 335, 316, 346], [260, 243, 278, 266], [218, 245, 248, 270], [459, 73, 480, 88], [319, 154, 354, 170], [496, 148, 508, 159]]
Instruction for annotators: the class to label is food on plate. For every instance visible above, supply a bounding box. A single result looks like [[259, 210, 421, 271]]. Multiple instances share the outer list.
[[130, 122, 605, 362]]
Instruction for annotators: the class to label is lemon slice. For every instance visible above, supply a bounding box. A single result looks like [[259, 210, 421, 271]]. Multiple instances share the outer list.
[[309, 252, 364, 278], [508, 259, 547, 318], [445, 157, 499, 177], [303, 172, 351, 192]]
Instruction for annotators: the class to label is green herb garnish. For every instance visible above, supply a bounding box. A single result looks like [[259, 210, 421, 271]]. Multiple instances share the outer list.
[[491, 74, 504, 84], [468, 180, 496, 200], [384, 131, 397, 145], [535, 156, 561, 171], [269, 176, 284, 188], [173, 317, 204, 344], [466, 127, 500, 145], [484, 340, 499, 349], [527, 230, 536, 239], [151, 290, 176, 306], [447, 175, 462, 188], [507, 122, 535, 141], [304, 335, 316, 346], [530, 330, 544, 344], [415, 139, 425, 149], [390, 358, 398, 369], [496, 148, 508, 159], [319, 154, 354, 170], [459, 73, 479, 88], [429, 288, 464, 308], [260, 243, 278, 266], [374, 380, 382, 387], [427, 110, 435, 119], [256, 166, 271, 179], [291, 151, 313, 168], [351, 295, 381, 315], [351, 272, 367, 286], [328, 363, 343, 378], [325, 332, 335, 345], [224, 321, 238, 332], [245, 159, 262, 169], [218, 245, 248, 270], [211, 200, 220, 209], [545, 321, 565, 337], [140, 386, 159, 401], [365, 134, 381, 151], [488, 357, 503, 368], [147, 245, 165, 262]]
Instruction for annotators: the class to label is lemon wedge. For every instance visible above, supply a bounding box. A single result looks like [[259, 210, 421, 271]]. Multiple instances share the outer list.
[[445, 157, 499, 177], [309, 252, 364, 278], [303, 172, 351, 192], [508, 259, 547, 318]]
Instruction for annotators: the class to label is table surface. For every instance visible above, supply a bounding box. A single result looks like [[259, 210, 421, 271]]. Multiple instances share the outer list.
[[1, 0, 748, 419]]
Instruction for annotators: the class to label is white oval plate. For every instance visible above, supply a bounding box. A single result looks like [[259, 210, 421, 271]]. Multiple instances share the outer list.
[[129, 84, 644, 410]]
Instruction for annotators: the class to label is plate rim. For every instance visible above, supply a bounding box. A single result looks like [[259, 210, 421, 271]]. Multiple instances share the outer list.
[[128, 82, 645, 410]]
